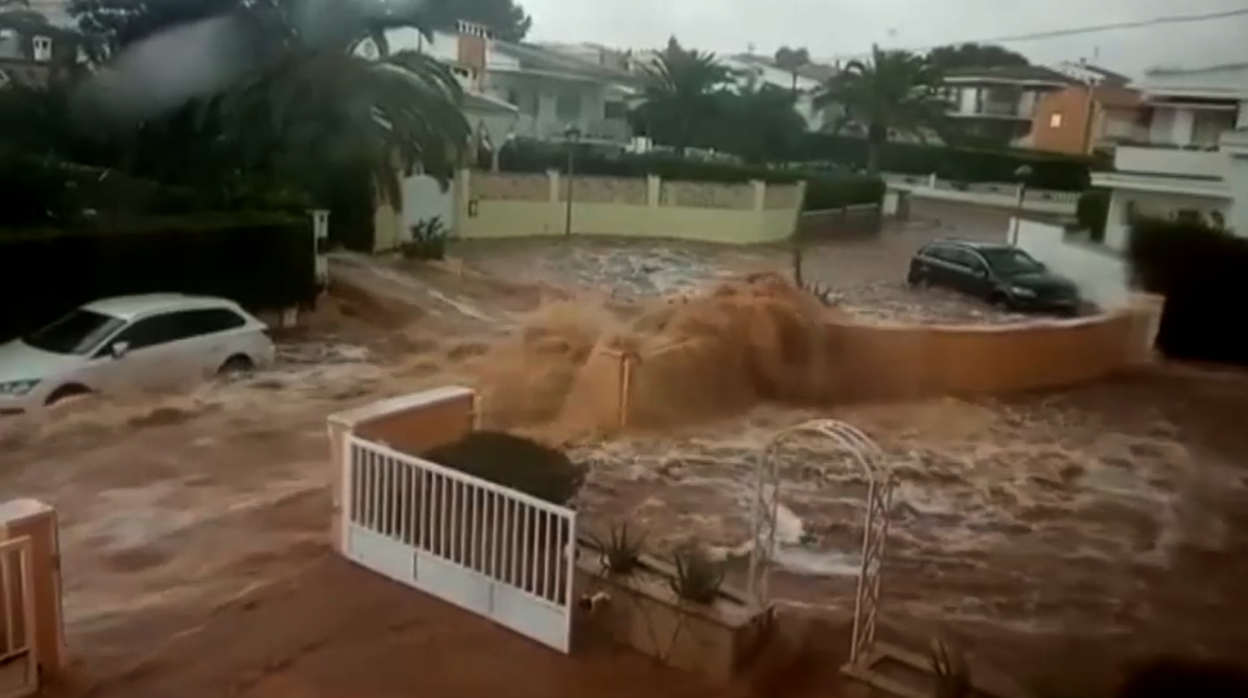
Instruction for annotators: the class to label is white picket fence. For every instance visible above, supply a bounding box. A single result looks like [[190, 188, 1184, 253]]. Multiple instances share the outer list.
[[0, 536, 38, 698], [341, 435, 578, 653]]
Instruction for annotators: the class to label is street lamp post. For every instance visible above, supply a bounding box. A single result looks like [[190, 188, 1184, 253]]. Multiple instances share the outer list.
[[1011, 164, 1033, 246], [564, 126, 582, 237]]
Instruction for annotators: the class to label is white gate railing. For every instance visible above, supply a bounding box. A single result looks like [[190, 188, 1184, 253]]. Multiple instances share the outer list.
[[342, 435, 577, 653], [0, 536, 38, 698]]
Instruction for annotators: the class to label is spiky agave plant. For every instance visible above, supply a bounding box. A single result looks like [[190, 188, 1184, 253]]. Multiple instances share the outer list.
[[669, 545, 726, 605], [589, 522, 646, 575], [929, 637, 973, 698]]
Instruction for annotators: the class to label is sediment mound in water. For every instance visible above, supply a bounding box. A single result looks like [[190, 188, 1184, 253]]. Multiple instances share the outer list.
[[468, 273, 840, 435]]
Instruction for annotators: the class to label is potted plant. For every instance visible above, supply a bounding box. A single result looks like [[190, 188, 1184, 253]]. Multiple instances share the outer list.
[[589, 522, 646, 576], [668, 545, 727, 605]]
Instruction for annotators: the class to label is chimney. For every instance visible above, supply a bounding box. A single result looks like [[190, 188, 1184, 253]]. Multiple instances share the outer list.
[[32, 35, 52, 62], [455, 20, 493, 91]]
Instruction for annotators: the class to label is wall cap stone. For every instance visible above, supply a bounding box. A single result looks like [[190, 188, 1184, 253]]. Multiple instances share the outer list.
[[328, 385, 476, 430]]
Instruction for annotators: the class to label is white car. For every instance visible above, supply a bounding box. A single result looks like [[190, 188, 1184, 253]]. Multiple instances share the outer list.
[[0, 293, 276, 415]]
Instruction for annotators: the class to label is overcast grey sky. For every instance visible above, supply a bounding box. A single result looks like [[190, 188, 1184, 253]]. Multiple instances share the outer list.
[[522, 0, 1248, 77]]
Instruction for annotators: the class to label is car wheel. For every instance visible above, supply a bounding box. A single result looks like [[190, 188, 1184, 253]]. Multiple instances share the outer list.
[[218, 355, 255, 377], [907, 269, 930, 289], [989, 292, 1012, 310], [45, 384, 93, 408]]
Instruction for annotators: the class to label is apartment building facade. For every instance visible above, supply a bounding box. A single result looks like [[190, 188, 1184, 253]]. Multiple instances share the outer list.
[[941, 65, 1077, 144], [1090, 62, 1248, 249], [1029, 85, 1146, 155]]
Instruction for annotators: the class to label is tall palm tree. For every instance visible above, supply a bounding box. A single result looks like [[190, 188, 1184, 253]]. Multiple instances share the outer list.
[[82, 0, 470, 204], [633, 37, 734, 153], [710, 83, 805, 164], [814, 44, 951, 174], [773, 45, 810, 93]]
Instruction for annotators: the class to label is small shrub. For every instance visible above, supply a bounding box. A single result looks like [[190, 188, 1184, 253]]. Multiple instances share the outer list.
[[401, 216, 449, 260], [423, 430, 586, 505], [929, 638, 972, 698], [668, 545, 726, 605], [802, 175, 885, 211], [1076, 189, 1110, 242], [589, 522, 646, 575]]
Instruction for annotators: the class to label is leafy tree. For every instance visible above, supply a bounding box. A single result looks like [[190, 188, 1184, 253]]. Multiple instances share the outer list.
[[927, 43, 1030, 71], [423, 0, 532, 43], [773, 45, 810, 92], [814, 44, 951, 174], [709, 84, 806, 163], [67, 0, 246, 58], [71, 0, 470, 210], [0, 0, 88, 63], [631, 37, 734, 154]]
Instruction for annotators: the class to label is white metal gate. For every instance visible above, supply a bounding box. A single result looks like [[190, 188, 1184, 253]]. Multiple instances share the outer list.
[[342, 435, 578, 653], [0, 536, 38, 698]]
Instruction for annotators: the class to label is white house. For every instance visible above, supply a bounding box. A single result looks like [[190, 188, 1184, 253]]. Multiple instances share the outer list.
[[1053, 60, 1132, 88], [1090, 61, 1248, 250], [360, 23, 638, 147], [720, 54, 836, 131]]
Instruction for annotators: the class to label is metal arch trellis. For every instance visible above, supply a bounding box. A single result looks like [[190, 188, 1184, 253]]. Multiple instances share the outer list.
[[746, 419, 896, 667]]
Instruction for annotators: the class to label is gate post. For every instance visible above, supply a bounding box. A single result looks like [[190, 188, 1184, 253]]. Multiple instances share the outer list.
[[0, 499, 66, 692]]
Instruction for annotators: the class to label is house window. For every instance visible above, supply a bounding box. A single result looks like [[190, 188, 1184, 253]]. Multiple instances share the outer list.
[[1049, 112, 1063, 128], [604, 100, 627, 120]]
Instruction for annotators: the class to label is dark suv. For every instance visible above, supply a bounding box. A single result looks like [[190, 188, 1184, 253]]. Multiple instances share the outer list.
[[907, 239, 1081, 313]]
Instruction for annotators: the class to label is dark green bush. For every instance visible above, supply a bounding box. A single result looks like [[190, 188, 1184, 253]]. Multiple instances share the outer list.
[[400, 216, 451, 261], [500, 140, 803, 184], [784, 134, 1104, 191], [803, 175, 885, 210], [1127, 217, 1248, 366], [1076, 189, 1111, 242], [0, 151, 70, 227], [0, 215, 317, 341], [424, 431, 586, 506]]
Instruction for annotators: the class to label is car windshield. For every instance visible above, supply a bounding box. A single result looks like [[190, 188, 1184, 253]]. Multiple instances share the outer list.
[[980, 248, 1044, 276], [23, 309, 125, 356]]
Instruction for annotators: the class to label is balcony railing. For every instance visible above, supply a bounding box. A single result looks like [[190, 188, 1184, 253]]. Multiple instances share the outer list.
[[1113, 146, 1229, 179]]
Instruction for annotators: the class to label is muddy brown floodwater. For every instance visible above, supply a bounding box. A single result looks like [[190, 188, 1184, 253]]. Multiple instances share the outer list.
[[4, 221, 1246, 698]]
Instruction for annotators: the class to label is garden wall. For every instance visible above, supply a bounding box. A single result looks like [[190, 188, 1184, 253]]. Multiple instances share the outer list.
[[569, 296, 1164, 431], [1012, 217, 1130, 309], [456, 171, 806, 244]]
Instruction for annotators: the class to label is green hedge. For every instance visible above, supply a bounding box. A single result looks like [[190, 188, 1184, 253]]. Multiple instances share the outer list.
[[804, 176, 885, 210], [497, 142, 884, 209], [784, 134, 1106, 191], [0, 215, 319, 342], [499, 141, 800, 183]]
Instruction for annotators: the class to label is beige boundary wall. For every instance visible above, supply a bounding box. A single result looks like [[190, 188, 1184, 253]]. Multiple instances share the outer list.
[[571, 294, 1165, 431], [456, 170, 807, 244]]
